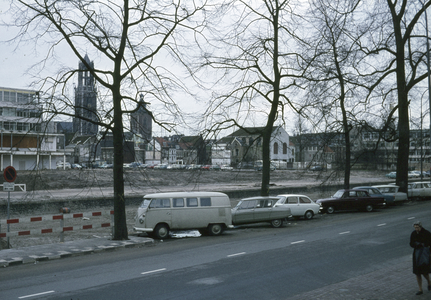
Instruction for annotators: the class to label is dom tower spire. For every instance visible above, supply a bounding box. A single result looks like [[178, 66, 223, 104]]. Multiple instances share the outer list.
[[73, 55, 98, 135]]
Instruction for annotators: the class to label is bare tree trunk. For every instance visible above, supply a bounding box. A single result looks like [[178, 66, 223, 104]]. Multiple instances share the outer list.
[[388, 2, 409, 193]]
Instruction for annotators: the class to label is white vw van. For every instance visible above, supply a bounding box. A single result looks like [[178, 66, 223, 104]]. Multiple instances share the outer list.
[[134, 192, 233, 239]]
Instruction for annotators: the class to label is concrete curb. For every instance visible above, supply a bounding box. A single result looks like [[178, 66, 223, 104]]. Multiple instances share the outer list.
[[0, 236, 153, 267]]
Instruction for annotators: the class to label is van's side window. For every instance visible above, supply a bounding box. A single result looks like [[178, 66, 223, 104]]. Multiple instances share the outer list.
[[173, 198, 184, 207], [200, 197, 211, 206], [149, 198, 171, 208], [187, 197, 198, 207]]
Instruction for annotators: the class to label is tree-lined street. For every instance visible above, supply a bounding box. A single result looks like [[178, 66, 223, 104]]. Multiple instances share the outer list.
[[1, 200, 426, 299]]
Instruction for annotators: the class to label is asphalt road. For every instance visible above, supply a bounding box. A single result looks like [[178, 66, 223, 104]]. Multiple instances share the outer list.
[[1, 201, 426, 300]]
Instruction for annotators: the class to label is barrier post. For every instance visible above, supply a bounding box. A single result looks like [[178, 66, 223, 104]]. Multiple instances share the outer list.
[[111, 211, 114, 237], [60, 218, 64, 242]]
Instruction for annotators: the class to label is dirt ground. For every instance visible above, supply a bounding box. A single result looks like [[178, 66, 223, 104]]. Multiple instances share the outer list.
[[2, 168, 390, 249]]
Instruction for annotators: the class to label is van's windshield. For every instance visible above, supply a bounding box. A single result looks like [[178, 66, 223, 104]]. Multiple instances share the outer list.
[[140, 199, 151, 209]]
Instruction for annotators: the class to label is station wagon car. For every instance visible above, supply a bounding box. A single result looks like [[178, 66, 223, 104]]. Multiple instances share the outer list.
[[231, 196, 292, 228], [316, 189, 386, 214], [407, 182, 431, 200], [372, 185, 407, 203], [275, 194, 320, 220]]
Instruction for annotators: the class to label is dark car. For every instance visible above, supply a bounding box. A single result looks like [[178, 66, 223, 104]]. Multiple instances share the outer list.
[[316, 189, 386, 214], [353, 186, 394, 205], [231, 196, 292, 228], [310, 165, 323, 171]]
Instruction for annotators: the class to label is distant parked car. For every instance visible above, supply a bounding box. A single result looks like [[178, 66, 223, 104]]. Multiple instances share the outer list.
[[353, 186, 394, 205], [221, 165, 233, 171], [316, 189, 386, 214], [385, 172, 396, 179], [275, 194, 320, 220], [408, 171, 420, 178], [210, 165, 221, 171], [408, 182, 431, 200], [310, 165, 323, 171], [56, 162, 71, 169], [372, 185, 407, 203], [231, 196, 292, 228], [71, 163, 82, 169], [154, 164, 168, 170]]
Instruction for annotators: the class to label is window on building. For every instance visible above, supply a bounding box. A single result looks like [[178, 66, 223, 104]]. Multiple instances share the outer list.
[[3, 91, 12, 102], [274, 142, 278, 154], [283, 143, 287, 154]]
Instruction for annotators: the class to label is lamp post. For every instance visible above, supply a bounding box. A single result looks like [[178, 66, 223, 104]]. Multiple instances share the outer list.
[[424, 1, 431, 164]]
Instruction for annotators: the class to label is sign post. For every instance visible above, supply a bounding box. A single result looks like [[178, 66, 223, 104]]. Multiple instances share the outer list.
[[3, 166, 16, 249]]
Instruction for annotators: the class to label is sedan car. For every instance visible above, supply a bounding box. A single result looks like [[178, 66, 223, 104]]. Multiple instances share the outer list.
[[275, 194, 320, 220], [372, 185, 407, 203], [353, 186, 394, 205], [385, 172, 396, 179], [316, 189, 386, 214], [231, 196, 292, 228]]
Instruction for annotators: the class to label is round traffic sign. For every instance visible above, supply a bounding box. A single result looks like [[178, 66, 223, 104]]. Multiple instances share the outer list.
[[4, 166, 17, 183]]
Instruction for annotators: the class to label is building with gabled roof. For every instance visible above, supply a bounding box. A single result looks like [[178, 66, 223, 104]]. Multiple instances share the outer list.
[[212, 126, 293, 168]]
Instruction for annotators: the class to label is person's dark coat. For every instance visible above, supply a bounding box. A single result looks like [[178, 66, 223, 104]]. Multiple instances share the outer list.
[[410, 227, 431, 275]]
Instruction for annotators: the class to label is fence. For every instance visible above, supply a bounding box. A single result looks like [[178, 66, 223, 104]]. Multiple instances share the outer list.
[[0, 210, 114, 243]]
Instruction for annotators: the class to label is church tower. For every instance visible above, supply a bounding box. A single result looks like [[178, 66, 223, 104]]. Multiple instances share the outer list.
[[130, 94, 152, 142], [73, 55, 98, 135]]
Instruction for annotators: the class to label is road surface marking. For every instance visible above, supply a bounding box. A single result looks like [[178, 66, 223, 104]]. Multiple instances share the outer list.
[[408, 217, 416, 220], [227, 252, 246, 257], [339, 231, 350, 235], [141, 268, 166, 275], [291, 240, 305, 244], [19, 291, 55, 299], [377, 223, 386, 227]]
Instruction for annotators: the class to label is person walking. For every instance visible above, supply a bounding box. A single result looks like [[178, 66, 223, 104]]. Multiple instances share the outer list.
[[410, 221, 431, 295]]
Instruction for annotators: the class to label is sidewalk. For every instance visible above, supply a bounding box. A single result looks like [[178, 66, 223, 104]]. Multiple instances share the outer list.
[[287, 255, 431, 300], [0, 235, 153, 267]]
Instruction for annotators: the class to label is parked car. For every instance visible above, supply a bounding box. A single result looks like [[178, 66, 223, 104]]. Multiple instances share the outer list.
[[133, 192, 233, 239], [154, 164, 168, 170], [275, 194, 320, 220], [316, 189, 386, 214], [56, 162, 71, 169], [408, 171, 420, 178], [221, 165, 233, 171], [310, 165, 323, 171], [71, 163, 82, 169], [407, 182, 431, 200], [385, 172, 396, 179], [231, 196, 292, 228], [210, 165, 221, 171], [353, 186, 394, 205], [100, 163, 113, 169], [372, 185, 407, 203]]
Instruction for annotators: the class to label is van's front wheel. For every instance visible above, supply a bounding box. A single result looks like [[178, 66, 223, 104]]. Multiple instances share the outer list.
[[208, 224, 223, 236], [154, 224, 170, 239]]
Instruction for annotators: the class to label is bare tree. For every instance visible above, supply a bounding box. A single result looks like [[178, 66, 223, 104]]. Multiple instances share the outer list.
[[362, 0, 431, 193], [194, 0, 306, 196], [303, 0, 366, 189], [8, 0, 207, 240]]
